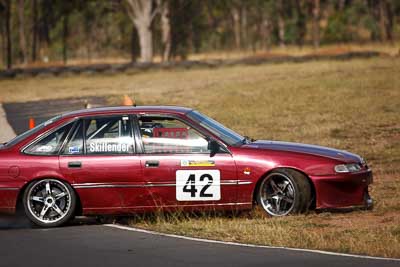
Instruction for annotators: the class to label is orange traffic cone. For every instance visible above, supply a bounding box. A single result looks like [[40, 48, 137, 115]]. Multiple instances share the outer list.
[[29, 118, 35, 129], [122, 95, 134, 106]]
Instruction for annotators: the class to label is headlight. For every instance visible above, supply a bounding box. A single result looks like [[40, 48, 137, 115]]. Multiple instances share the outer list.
[[334, 163, 362, 173]]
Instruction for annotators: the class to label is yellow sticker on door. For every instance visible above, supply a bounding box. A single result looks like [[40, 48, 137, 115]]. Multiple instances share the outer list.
[[180, 160, 216, 167]]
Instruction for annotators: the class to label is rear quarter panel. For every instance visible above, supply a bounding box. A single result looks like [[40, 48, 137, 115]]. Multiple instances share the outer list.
[[0, 148, 66, 213]]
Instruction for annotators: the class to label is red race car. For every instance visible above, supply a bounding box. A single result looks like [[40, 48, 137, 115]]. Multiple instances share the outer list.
[[0, 106, 373, 227]]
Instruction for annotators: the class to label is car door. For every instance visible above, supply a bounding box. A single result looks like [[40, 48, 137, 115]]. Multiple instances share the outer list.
[[135, 114, 238, 209], [59, 115, 145, 213]]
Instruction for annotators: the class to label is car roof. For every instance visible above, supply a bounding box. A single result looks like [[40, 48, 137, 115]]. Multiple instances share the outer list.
[[61, 106, 193, 119]]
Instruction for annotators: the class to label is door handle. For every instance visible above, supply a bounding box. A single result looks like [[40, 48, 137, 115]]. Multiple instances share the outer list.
[[145, 160, 159, 168], [68, 161, 82, 168]]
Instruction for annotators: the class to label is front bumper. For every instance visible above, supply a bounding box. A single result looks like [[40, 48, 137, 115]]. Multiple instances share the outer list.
[[0, 188, 19, 214], [363, 189, 373, 209], [311, 169, 373, 209]]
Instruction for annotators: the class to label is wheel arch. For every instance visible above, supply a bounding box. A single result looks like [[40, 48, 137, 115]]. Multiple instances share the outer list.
[[252, 167, 316, 210], [16, 177, 83, 216]]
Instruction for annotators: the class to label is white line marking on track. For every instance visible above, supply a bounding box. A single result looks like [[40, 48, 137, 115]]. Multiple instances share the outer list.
[[105, 224, 399, 262]]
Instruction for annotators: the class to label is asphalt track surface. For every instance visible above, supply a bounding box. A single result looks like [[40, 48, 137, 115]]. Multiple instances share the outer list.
[[1, 98, 400, 267], [2, 96, 107, 135], [0, 216, 399, 267]]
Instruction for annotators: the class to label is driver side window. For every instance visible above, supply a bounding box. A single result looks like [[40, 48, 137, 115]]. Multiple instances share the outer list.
[[139, 116, 210, 154], [85, 116, 134, 155], [63, 116, 134, 155]]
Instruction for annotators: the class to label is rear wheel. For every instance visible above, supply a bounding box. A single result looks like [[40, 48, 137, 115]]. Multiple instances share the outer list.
[[23, 179, 76, 227], [257, 169, 311, 216]]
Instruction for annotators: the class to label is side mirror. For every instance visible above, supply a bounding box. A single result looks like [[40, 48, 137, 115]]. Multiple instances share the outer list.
[[208, 139, 220, 157]]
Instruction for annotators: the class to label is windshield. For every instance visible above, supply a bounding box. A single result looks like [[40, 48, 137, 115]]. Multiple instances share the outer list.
[[187, 110, 244, 146], [4, 115, 62, 147]]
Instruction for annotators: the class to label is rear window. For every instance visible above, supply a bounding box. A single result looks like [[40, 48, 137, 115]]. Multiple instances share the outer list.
[[4, 115, 62, 148], [24, 122, 73, 155]]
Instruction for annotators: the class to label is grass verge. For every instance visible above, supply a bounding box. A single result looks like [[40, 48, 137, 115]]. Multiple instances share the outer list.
[[125, 207, 400, 258]]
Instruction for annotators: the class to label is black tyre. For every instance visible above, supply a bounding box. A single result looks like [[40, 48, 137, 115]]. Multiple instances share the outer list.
[[23, 179, 76, 227], [257, 169, 311, 216]]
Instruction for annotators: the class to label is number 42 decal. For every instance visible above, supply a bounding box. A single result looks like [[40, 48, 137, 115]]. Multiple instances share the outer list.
[[176, 170, 221, 201]]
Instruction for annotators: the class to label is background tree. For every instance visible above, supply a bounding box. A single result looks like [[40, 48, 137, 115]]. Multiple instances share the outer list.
[[169, 0, 196, 60], [379, 0, 394, 42], [295, 0, 306, 47], [312, 0, 320, 49], [31, 0, 38, 62], [130, 25, 139, 62], [0, 0, 399, 69], [276, 0, 286, 48], [125, 0, 161, 62], [18, 0, 27, 64], [240, 1, 248, 50], [61, 1, 71, 64], [159, 0, 171, 61], [2, 0, 12, 69], [0, 1, 4, 66], [230, 1, 241, 49]]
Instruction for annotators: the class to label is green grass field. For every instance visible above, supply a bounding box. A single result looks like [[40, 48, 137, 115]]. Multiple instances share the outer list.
[[1, 56, 399, 257]]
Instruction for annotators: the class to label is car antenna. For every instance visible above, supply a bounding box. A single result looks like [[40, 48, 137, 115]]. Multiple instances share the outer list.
[[131, 89, 137, 107]]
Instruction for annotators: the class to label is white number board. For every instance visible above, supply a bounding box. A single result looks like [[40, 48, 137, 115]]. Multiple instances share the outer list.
[[176, 170, 221, 201]]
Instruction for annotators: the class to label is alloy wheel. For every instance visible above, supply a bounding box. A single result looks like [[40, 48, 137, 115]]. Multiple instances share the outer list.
[[26, 179, 72, 224], [259, 173, 296, 216]]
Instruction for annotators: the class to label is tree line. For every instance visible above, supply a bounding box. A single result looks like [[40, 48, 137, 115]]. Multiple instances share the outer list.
[[0, 0, 398, 69]]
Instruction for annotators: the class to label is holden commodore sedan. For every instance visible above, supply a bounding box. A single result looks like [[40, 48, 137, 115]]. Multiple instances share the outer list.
[[0, 106, 373, 227]]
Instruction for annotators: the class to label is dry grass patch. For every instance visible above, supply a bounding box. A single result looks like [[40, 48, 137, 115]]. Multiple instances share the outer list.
[[126, 208, 400, 258]]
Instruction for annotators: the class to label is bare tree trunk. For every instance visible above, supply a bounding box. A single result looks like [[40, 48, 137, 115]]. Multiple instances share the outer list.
[[277, 0, 285, 48], [0, 22, 2, 67], [125, 0, 159, 63], [31, 0, 37, 62], [312, 0, 320, 49], [160, 1, 171, 62], [0, 2, 4, 67], [338, 0, 346, 11], [137, 25, 152, 62], [367, 0, 380, 41], [18, 0, 27, 65], [62, 14, 68, 64], [379, 0, 387, 41], [295, 0, 306, 48], [130, 25, 138, 63], [231, 6, 241, 49], [260, 17, 271, 51], [385, 1, 394, 42], [379, 0, 393, 42], [5, 0, 11, 69], [83, 8, 92, 63], [240, 4, 247, 50]]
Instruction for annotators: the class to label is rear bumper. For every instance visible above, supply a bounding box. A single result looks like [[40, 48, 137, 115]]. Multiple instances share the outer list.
[[311, 169, 373, 209]]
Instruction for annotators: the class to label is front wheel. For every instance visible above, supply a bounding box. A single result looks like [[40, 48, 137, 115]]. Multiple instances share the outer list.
[[23, 179, 76, 227], [257, 169, 311, 216]]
